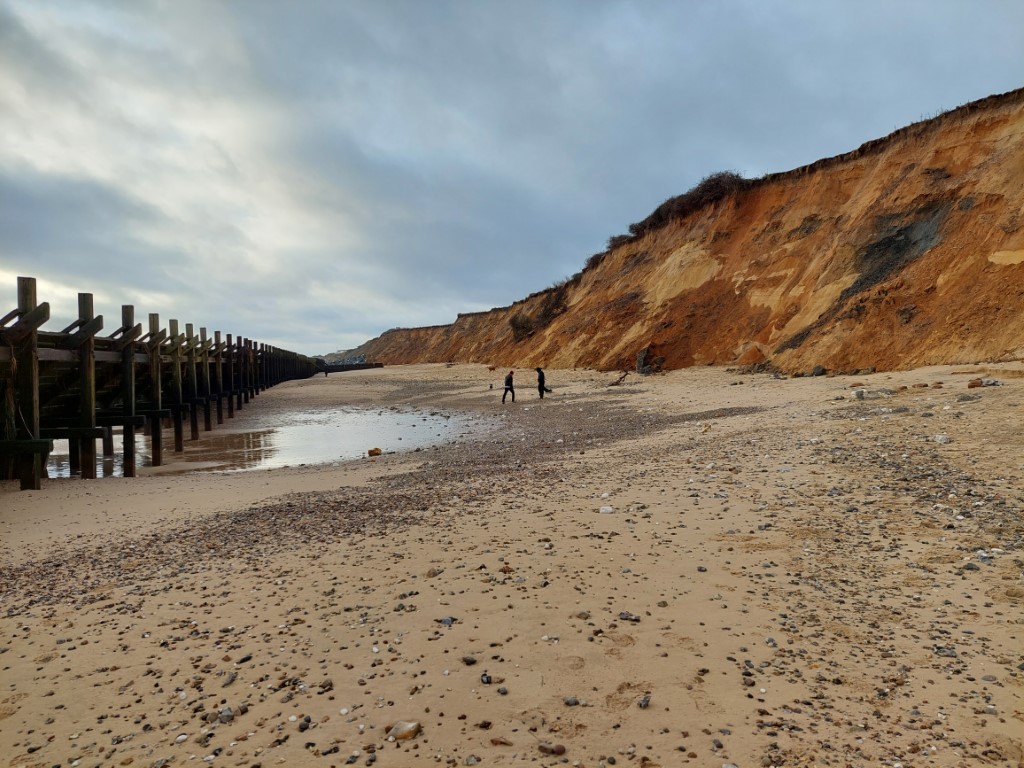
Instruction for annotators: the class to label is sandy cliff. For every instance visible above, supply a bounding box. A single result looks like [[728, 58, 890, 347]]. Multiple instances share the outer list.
[[353, 88, 1024, 373]]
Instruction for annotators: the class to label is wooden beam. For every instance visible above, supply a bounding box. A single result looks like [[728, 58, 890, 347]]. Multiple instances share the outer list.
[[111, 322, 143, 351], [62, 315, 104, 348], [3, 301, 50, 344]]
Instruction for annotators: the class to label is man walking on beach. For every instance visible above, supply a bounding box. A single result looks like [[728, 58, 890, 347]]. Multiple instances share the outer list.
[[536, 367, 552, 399], [502, 370, 515, 403]]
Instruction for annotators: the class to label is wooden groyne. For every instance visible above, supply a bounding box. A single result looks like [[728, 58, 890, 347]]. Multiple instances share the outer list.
[[1, 276, 319, 490]]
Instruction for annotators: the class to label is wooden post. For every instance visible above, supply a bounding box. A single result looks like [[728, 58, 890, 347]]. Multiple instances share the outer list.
[[214, 330, 225, 424], [169, 319, 185, 452], [242, 338, 251, 404], [11, 278, 46, 489], [199, 327, 213, 431], [226, 333, 236, 418], [121, 305, 137, 477], [147, 313, 164, 466], [185, 323, 200, 440], [77, 293, 98, 480], [15, 278, 41, 439]]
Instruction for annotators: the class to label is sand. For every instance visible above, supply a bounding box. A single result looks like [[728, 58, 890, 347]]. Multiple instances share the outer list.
[[1, 363, 1022, 768]]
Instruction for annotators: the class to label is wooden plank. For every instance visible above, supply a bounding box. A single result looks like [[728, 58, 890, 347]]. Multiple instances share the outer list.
[[38, 348, 77, 362], [45, 415, 145, 428], [2, 301, 50, 344], [94, 350, 148, 364], [0, 439, 53, 453]]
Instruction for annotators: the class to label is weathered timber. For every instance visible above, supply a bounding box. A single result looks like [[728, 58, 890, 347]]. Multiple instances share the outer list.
[[226, 333, 236, 418], [115, 305, 140, 476], [1, 279, 48, 488], [144, 313, 166, 467], [75, 294, 99, 479], [167, 319, 187, 452], [213, 331, 225, 425], [2, 276, 318, 489], [184, 323, 201, 441]]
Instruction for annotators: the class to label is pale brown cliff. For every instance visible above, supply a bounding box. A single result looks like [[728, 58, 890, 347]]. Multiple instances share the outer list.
[[353, 88, 1024, 373]]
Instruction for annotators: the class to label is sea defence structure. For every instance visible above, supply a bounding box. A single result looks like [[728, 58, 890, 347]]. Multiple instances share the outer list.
[[0, 276, 319, 490]]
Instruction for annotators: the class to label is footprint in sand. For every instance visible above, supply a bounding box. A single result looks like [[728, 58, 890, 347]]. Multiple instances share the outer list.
[[603, 632, 635, 659], [0, 693, 28, 722], [658, 632, 698, 652], [7, 753, 47, 768], [562, 655, 586, 671], [604, 680, 650, 711]]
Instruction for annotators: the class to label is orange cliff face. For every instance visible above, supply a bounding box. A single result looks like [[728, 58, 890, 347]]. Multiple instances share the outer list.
[[353, 88, 1024, 374]]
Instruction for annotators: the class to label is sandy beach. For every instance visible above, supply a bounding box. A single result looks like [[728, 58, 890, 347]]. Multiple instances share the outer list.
[[2, 363, 1022, 768]]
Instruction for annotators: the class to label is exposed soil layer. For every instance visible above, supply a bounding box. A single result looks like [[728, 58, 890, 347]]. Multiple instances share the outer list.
[[352, 88, 1024, 374]]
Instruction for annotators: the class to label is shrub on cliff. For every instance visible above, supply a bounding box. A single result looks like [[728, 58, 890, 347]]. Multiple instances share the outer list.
[[626, 171, 750, 239], [509, 311, 534, 341]]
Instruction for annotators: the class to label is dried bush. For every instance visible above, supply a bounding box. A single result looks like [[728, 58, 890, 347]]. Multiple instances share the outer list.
[[535, 281, 569, 329], [606, 234, 632, 251], [627, 171, 750, 239], [509, 311, 534, 341]]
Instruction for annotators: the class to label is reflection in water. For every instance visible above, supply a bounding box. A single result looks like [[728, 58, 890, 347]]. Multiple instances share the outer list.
[[47, 407, 474, 477], [177, 429, 277, 472]]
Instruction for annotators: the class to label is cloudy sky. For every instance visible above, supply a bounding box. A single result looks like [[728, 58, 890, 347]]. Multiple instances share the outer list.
[[1, 1, 1022, 356]]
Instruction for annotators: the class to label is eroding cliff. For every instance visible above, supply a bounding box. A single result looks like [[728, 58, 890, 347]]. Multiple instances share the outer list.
[[353, 88, 1024, 373]]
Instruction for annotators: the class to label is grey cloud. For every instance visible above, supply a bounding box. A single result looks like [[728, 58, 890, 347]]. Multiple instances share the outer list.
[[0, 169, 178, 286], [1, 0, 1022, 355]]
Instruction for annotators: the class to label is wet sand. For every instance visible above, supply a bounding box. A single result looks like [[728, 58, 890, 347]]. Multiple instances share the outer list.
[[1, 363, 1022, 768]]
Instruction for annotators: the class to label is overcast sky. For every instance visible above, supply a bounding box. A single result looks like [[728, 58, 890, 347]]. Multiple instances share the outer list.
[[1, 1, 1022, 356]]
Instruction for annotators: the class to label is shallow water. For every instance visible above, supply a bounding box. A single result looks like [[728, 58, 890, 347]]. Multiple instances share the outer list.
[[47, 406, 476, 477]]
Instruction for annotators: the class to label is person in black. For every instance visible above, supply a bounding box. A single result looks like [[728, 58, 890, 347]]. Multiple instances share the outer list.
[[502, 370, 515, 403], [536, 367, 552, 398]]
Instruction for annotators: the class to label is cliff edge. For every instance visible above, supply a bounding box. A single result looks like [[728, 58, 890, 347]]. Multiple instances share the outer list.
[[353, 88, 1024, 373]]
